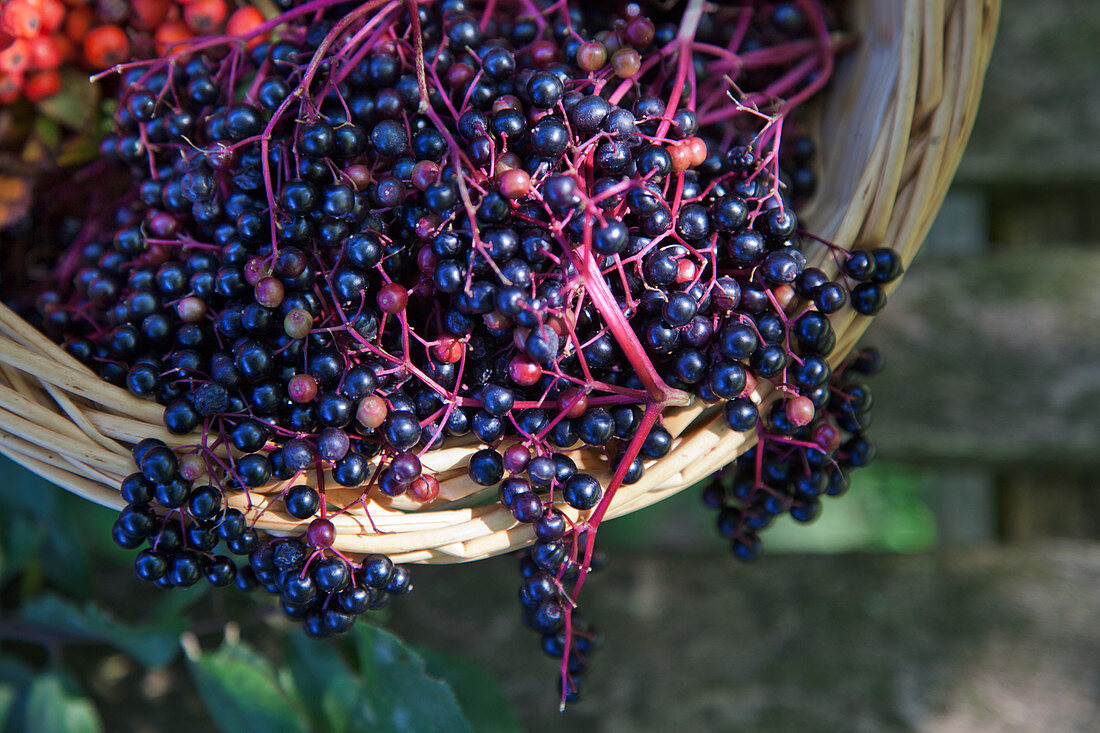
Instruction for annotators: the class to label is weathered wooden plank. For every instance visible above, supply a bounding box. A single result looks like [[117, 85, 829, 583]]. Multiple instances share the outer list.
[[390, 545, 1100, 732], [997, 471, 1100, 540], [859, 247, 1100, 467], [956, 0, 1100, 184]]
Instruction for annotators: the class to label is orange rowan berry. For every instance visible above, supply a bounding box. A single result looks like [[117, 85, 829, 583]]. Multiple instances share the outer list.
[[83, 25, 130, 69], [23, 68, 60, 101], [0, 71, 24, 103], [0, 38, 31, 74], [153, 20, 192, 54], [183, 0, 227, 34], [0, 2, 42, 39], [50, 33, 73, 62], [38, 0, 65, 34], [63, 6, 92, 44], [130, 0, 171, 32], [26, 34, 60, 69], [225, 6, 264, 44]]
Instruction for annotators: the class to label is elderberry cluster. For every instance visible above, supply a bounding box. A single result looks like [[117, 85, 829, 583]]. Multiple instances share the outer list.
[[30, 0, 885, 702], [704, 347, 884, 560], [115, 436, 412, 638]]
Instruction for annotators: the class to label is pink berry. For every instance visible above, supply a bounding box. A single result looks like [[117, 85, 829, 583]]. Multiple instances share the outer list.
[[307, 517, 336, 548], [813, 423, 841, 452], [255, 276, 285, 308], [499, 168, 531, 199], [509, 355, 542, 386], [377, 282, 408, 314], [179, 453, 206, 481], [356, 395, 388, 429], [287, 374, 318, 403], [244, 256, 269, 285], [560, 387, 588, 418], [433, 335, 463, 364], [786, 396, 816, 426], [283, 308, 313, 340], [177, 296, 207, 323]]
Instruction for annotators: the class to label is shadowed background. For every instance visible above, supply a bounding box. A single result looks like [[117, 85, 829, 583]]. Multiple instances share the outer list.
[[393, 1, 1100, 727], [2, 1, 1099, 731]]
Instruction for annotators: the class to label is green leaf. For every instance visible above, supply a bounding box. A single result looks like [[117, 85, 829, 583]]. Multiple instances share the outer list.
[[147, 583, 210, 624], [39, 518, 92, 599], [19, 673, 102, 733], [31, 116, 60, 149], [0, 657, 32, 731], [0, 518, 44, 589], [284, 634, 375, 733], [421, 651, 521, 733], [0, 459, 97, 595], [187, 641, 308, 733], [35, 70, 99, 131], [56, 132, 102, 167], [0, 457, 58, 519], [352, 625, 472, 733], [18, 595, 181, 668], [0, 687, 16, 732], [0, 658, 32, 690]]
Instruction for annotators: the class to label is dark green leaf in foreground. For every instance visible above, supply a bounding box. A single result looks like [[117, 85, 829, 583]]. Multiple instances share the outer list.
[[284, 632, 377, 733], [20, 672, 102, 733], [18, 595, 181, 668], [0, 656, 32, 731], [187, 640, 308, 733], [353, 624, 472, 733], [421, 650, 522, 733]]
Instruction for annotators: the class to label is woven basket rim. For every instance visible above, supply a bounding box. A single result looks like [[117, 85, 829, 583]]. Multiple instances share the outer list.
[[0, 0, 1001, 564]]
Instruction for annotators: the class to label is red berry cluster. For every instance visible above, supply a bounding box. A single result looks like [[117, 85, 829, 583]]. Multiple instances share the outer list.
[[0, 0, 266, 105], [0, 0, 66, 102]]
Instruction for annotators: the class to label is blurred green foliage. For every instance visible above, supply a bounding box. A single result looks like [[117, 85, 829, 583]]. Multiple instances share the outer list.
[[0, 457, 520, 733], [0, 450, 939, 731], [598, 461, 940, 553]]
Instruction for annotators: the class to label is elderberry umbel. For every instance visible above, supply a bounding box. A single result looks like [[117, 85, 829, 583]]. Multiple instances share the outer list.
[[704, 347, 885, 561], [30, 0, 894, 705]]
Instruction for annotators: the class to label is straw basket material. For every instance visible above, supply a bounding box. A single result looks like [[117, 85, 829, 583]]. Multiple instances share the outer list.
[[0, 0, 1000, 565]]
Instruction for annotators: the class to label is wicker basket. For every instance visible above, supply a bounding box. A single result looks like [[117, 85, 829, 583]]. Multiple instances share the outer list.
[[0, 0, 1000, 565]]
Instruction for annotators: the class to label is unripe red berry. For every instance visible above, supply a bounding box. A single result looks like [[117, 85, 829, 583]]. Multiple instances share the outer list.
[[283, 309, 313, 340], [287, 374, 318, 403], [509, 355, 542, 386], [254, 277, 285, 308], [83, 25, 130, 69], [576, 40, 607, 72], [408, 474, 439, 503], [625, 17, 655, 47], [356, 395, 388, 429], [786, 396, 815, 426], [560, 387, 588, 419], [499, 168, 531, 199], [433, 335, 463, 364], [611, 48, 641, 78], [177, 296, 207, 323], [307, 517, 336, 548], [377, 283, 408, 314]]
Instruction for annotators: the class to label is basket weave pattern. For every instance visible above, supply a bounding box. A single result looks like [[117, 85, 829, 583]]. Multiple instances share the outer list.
[[0, 0, 1000, 564]]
